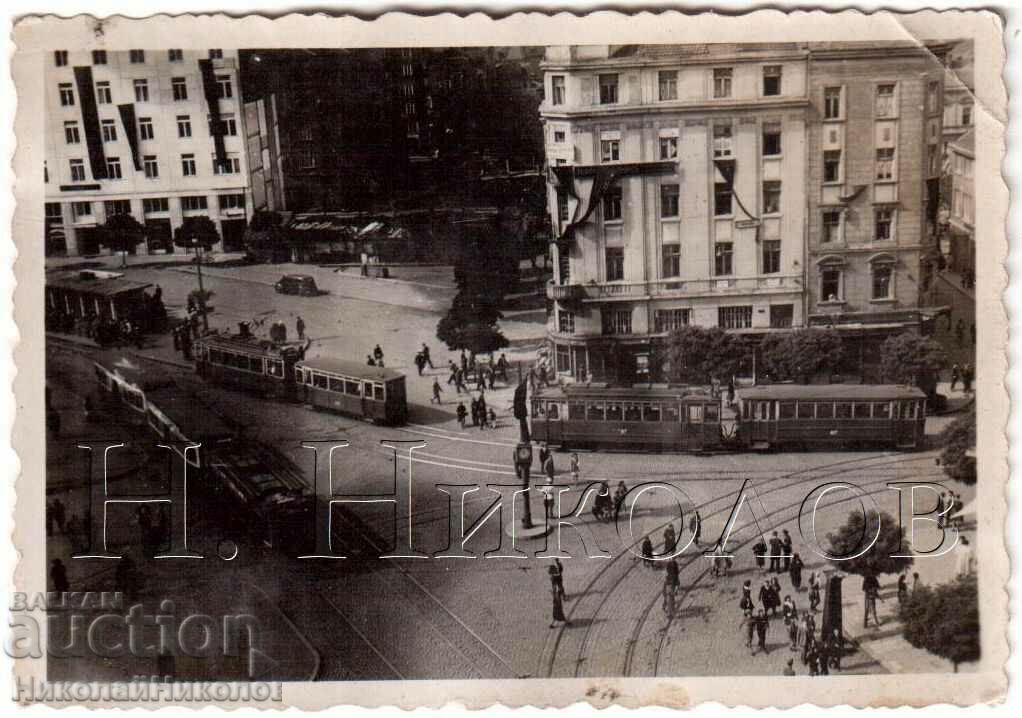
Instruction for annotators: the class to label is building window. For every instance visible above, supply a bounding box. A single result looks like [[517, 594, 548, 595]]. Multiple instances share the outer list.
[[927, 80, 940, 113], [54, 50, 68, 67], [177, 115, 192, 138], [762, 122, 782, 156], [961, 104, 972, 125], [762, 65, 782, 96], [598, 74, 619, 104], [875, 83, 896, 117], [553, 130, 566, 143], [209, 49, 223, 59], [603, 186, 622, 222], [659, 135, 678, 160], [660, 183, 680, 218], [181, 154, 197, 176], [129, 49, 145, 64], [210, 115, 237, 136], [713, 124, 733, 157], [95, 81, 112, 104], [213, 156, 241, 174], [295, 149, 316, 170], [138, 117, 154, 140], [714, 182, 732, 216], [168, 49, 183, 62], [216, 74, 233, 99], [558, 310, 575, 334], [714, 242, 733, 276], [45, 202, 62, 219], [662, 244, 681, 277], [143, 198, 169, 214], [59, 83, 75, 106], [64, 121, 80, 144], [44, 162, 48, 183], [769, 304, 794, 329], [105, 157, 122, 179], [91, 50, 106, 65], [874, 208, 894, 240], [69, 159, 86, 182], [600, 138, 620, 162], [71, 201, 93, 220], [718, 305, 752, 329], [602, 309, 632, 335], [101, 119, 117, 143], [658, 70, 678, 101], [143, 155, 159, 178], [762, 181, 781, 215], [104, 200, 131, 216], [875, 147, 895, 181], [823, 150, 842, 183], [219, 194, 245, 211], [551, 75, 565, 105], [172, 77, 188, 101], [872, 263, 893, 299], [654, 308, 690, 332], [134, 79, 149, 103], [605, 246, 624, 281], [821, 266, 843, 302], [181, 196, 208, 211], [713, 68, 733, 98], [762, 239, 781, 274], [824, 87, 842, 120], [822, 210, 842, 243]]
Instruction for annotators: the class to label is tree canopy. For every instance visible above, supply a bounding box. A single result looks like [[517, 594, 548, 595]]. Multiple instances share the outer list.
[[759, 328, 844, 383], [436, 235, 514, 355], [879, 331, 947, 396], [826, 509, 913, 577], [664, 325, 744, 386], [98, 213, 146, 266], [900, 574, 979, 671], [173, 215, 221, 251], [939, 412, 977, 485]]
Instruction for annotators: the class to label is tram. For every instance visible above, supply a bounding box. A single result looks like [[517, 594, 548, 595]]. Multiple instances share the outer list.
[[194, 332, 305, 400], [530, 384, 722, 452], [295, 357, 408, 425]]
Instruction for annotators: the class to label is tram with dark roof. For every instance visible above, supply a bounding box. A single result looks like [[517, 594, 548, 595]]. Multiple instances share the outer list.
[[193, 332, 305, 400], [295, 357, 408, 425]]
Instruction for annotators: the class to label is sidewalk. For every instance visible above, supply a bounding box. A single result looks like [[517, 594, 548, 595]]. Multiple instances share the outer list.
[[45, 251, 248, 271]]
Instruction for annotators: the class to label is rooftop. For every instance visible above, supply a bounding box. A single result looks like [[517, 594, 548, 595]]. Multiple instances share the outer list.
[[46, 270, 152, 297], [740, 384, 925, 401], [298, 355, 405, 382]]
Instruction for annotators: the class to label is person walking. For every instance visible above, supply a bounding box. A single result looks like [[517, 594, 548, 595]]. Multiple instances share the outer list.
[[542, 477, 556, 523], [665, 558, 680, 594], [641, 536, 655, 570], [460, 350, 468, 374], [470, 397, 479, 427], [455, 367, 466, 394], [415, 353, 425, 376], [950, 363, 961, 391], [789, 552, 804, 591], [613, 481, 627, 523], [862, 572, 881, 628], [569, 452, 580, 483], [549, 558, 566, 601], [809, 576, 821, 613], [741, 609, 756, 652], [296, 316, 305, 340], [487, 407, 497, 429], [753, 609, 769, 656], [448, 361, 458, 385], [753, 537, 767, 570], [663, 524, 677, 556], [783, 596, 799, 651], [421, 343, 434, 369], [543, 450, 556, 483], [768, 531, 783, 573], [781, 530, 793, 572], [51, 558, 69, 593], [477, 393, 488, 432], [690, 510, 703, 548], [549, 585, 571, 629], [740, 580, 754, 613], [488, 367, 496, 391], [373, 344, 385, 365], [431, 378, 443, 405], [453, 402, 467, 429], [897, 572, 909, 605], [962, 363, 974, 393]]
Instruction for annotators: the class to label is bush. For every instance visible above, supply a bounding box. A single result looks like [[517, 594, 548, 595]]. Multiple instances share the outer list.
[[826, 510, 913, 577], [664, 325, 743, 386], [900, 574, 979, 671], [760, 328, 844, 383], [880, 331, 947, 395], [939, 412, 977, 484]]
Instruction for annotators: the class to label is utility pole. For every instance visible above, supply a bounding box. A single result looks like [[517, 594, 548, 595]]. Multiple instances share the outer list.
[[191, 238, 209, 333]]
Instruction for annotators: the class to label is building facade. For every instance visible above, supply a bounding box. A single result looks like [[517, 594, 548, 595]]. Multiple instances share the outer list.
[[945, 128, 975, 277], [44, 48, 252, 257], [541, 43, 951, 385], [941, 41, 974, 150]]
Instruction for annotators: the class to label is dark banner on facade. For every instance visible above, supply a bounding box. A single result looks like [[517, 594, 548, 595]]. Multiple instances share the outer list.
[[199, 59, 228, 170], [73, 66, 107, 180], [117, 104, 142, 171]]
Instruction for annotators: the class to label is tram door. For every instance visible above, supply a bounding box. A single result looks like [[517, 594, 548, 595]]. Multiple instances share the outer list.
[[685, 403, 704, 451]]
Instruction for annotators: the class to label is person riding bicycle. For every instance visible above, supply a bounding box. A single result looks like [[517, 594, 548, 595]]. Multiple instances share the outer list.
[[592, 481, 613, 522]]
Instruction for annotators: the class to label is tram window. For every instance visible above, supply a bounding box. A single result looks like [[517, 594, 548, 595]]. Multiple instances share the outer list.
[[587, 402, 605, 421], [313, 373, 328, 389], [910, 401, 919, 419], [569, 401, 586, 420], [294, 369, 304, 384], [779, 402, 796, 419], [124, 389, 144, 410], [606, 403, 622, 421], [705, 404, 719, 422], [817, 402, 834, 419], [644, 403, 661, 422], [546, 403, 558, 419], [533, 402, 545, 417], [797, 402, 815, 419], [364, 382, 373, 397], [625, 404, 642, 422], [874, 402, 891, 419], [835, 402, 852, 419], [345, 380, 361, 395], [662, 404, 680, 422], [688, 405, 703, 423], [853, 403, 871, 419], [329, 377, 344, 392], [267, 360, 283, 378], [374, 384, 385, 401], [250, 356, 264, 373]]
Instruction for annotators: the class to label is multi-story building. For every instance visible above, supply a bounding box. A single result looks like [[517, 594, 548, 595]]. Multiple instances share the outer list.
[[541, 42, 952, 385], [945, 128, 975, 276], [44, 48, 252, 256], [942, 41, 974, 150], [541, 44, 811, 384]]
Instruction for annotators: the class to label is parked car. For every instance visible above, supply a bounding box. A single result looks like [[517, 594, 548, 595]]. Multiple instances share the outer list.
[[274, 274, 321, 296]]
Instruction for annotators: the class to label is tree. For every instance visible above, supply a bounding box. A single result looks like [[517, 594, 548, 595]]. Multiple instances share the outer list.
[[98, 213, 146, 267], [939, 412, 977, 484], [245, 210, 287, 262], [759, 328, 844, 383], [879, 331, 947, 396], [664, 325, 743, 386], [900, 574, 979, 671], [826, 510, 913, 578], [173, 215, 221, 252], [436, 235, 514, 356]]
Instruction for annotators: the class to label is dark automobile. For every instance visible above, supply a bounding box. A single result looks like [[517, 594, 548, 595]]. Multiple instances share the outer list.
[[274, 274, 321, 296]]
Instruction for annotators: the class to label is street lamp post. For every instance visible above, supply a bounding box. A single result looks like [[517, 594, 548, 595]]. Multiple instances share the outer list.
[[191, 238, 209, 333]]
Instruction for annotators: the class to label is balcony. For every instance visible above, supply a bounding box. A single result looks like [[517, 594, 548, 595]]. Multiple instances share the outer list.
[[547, 275, 802, 302]]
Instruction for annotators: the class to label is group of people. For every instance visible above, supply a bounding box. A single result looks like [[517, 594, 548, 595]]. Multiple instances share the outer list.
[[937, 490, 968, 529], [949, 362, 975, 393], [366, 344, 386, 367], [452, 391, 497, 430]]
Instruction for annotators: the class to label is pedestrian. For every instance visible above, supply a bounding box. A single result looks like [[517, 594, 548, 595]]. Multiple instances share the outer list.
[[937, 492, 946, 528], [783, 658, 796, 676], [544, 451, 555, 483], [768, 531, 782, 573], [665, 558, 680, 594], [753, 609, 769, 655], [957, 535, 977, 576], [549, 585, 571, 628], [421, 343, 434, 369], [913, 572, 921, 592], [497, 353, 509, 381], [487, 408, 497, 429], [477, 393, 488, 432], [805, 638, 820, 676], [455, 367, 466, 394], [549, 558, 566, 600], [809, 578, 821, 613], [367, 354, 376, 366], [962, 363, 974, 393], [759, 581, 773, 614], [781, 529, 793, 572], [613, 481, 627, 522], [373, 344, 384, 365], [753, 538, 767, 570], [431, 378, 443, 405], [51, 558, 69, 593], [456, 402, 467, 428], [862, 572, 881, 628], [415, 353, 425, 376], [817, 638, 831, 675], [690, 511, 703, 548], [296, 316, 305, 340], [470, 397, 479, 426], [789, 552, 804, 591], [950, 363, 961, 391], [542, 478, 556, 522], [741, 610, 756, 651], [641, 536, 654, 569], [827, 628, 842, 671], [460, 350, 468, 374], [569, 452, 580, 482], [897, 572, 908, 604], [52, 498, 66, 535], [955, 318, 965, 347], [448, 361, 458, 385], [663, 524, 677, 556], [783, 596, 799, 651]]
